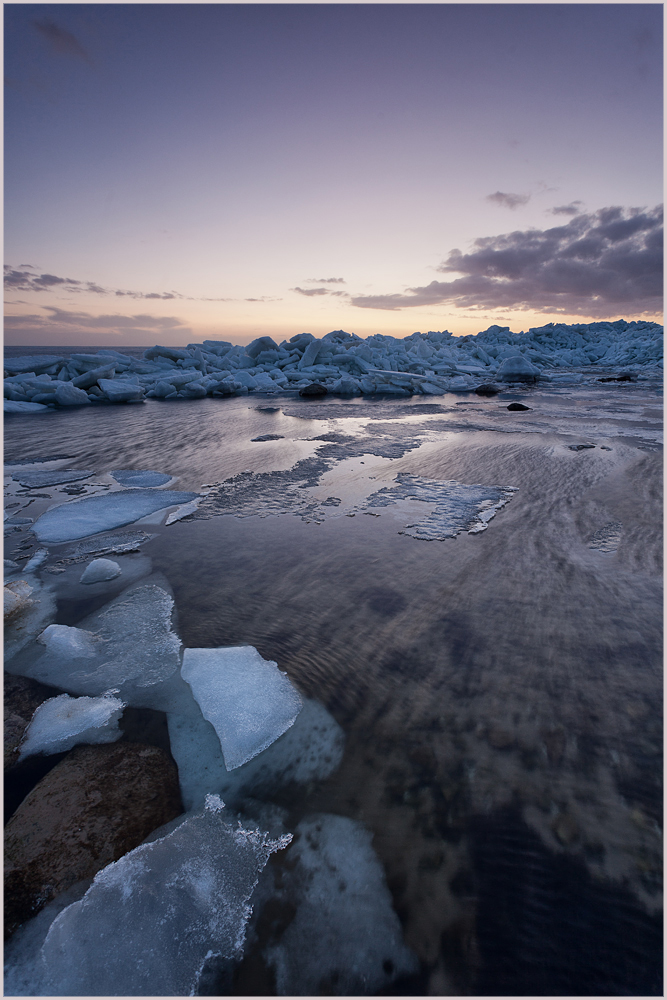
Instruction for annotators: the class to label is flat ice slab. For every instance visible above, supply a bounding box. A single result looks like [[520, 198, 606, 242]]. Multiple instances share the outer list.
[[110, 469, 172, 487], [33, 797, 292, 997], [33, 488, 198, 542], [181, 646, 303, 770], [11, 469, 93, 488], [18, 693, 124, 760]]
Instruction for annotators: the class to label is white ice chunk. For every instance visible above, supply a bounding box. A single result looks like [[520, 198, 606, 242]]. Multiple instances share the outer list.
[[4, 400, 49, 413], [18, 693, 124, 760], [181, 646, 303, 770], [167, 696, 344, 810], [265, 814, 418, 995], [32, 488, 198, 542], [79, 558, 122, 584], [110, 469, 172, 487], [37, 624, 101, 659], [496, 355, 540, 381], [97, 378, 144, 403], [165, 497, 201, 523], [54, 384, 91, 406], [34, 799, 292, 997], [23, 548, 49, 573]]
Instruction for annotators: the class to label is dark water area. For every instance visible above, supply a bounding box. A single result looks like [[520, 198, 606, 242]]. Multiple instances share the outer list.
[[4, 376, 663, 995]]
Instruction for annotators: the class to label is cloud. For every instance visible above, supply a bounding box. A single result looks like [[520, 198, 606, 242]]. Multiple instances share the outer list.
[[34, 20, 92, 63], [350, 205, 663, 318], [4, 306, 192, 343], [3, 265, 234, 302], [304, 277, 346, 284], [486, 191, 531, 210], [291, 286, 347, 298], [550, 202, 584, 216]]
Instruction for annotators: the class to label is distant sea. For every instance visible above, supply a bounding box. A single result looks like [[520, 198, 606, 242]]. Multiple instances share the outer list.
[[4, 345, 154, 360]]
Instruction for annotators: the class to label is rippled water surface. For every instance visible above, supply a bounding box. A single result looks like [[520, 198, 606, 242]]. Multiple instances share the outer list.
[[5, 375, 663, 995]]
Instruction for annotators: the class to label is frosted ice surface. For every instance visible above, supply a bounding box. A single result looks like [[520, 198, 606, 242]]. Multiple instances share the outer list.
[[168, 696, 344, 810], [181, 646, 303, 770], [4, 579, 57, 664], [110, 469, 172, 487], [361, 474, 518, 540], [32, 488, 198, 542], [37, 624, 101, 659], [588, 521, 623, 553], [11, 580, 182, 707], [165, 497, 201, 524], [18, 693, 124, 760], [79, 558, 122, 584], [265, 814, 418, 995], [35, 798, 292, 997], [12, 470, 94, 488]]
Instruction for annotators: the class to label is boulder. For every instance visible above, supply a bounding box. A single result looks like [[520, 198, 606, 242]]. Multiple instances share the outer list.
[[299, 383, 328, 397], [507, 402, 531, 411], [474, 383, 500, 396], [4, 742, 183, 937]]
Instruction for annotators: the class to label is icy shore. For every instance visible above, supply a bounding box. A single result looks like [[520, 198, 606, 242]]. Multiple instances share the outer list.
[[4, 320, 663, 410]]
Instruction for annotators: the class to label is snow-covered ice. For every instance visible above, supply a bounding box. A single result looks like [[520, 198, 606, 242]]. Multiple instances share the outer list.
[[79, 558, 122, 584], [110, 469, 172, 487], [27, 796, 292, 997], [18, 693, 125, 761], [181, 646, 303, 770], [32, 488, 198, 542], [264, 814, 418, 995], [167, 696, 344, 810]]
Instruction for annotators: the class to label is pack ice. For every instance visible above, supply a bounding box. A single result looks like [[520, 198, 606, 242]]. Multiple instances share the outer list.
[[181, 646, 303, 770], [32, 488, 198, 542], [4, 320, 661, 408], [18, 693, 124, 761], [31, 796, 292, 997]]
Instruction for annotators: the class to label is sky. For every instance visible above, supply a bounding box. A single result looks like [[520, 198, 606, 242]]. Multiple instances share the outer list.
[[4, 2, 664, 348]]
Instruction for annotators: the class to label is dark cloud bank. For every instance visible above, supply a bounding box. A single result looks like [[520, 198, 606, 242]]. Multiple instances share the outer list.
[[352, 206, 663, 317]]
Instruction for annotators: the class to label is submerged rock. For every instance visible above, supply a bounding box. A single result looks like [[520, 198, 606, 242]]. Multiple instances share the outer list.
[[475, 383, 500, 396], [4, 742, 182, 937], [507, 402, 531, 411], [299, 383, 328, 397]]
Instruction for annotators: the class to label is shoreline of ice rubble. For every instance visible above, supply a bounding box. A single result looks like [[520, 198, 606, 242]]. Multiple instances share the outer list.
[[4, 320, 663, 410]]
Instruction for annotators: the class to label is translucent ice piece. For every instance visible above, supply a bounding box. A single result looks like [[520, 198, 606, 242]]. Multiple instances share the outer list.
[[181, 646, 303, 770], [33, 489, 198, 542], [18, 693, 124, 760], [110, 469, 172, 487], [35, 797, 291, 997], [79, 558, 122, 584]]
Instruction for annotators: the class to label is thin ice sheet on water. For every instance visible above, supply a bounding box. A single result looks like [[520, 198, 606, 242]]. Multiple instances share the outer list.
[[11, 470, 93, 489], [32, 796, 292, 997], [110, 469, 172, 487], [360, 473, 518, 540], [8, 579, 182, 707], [18, 693, 124, 761], [181, 646, 303, 770], [265, 814, 418, 995], [168, 696, 344, 810], [32, 488, 198, 543]]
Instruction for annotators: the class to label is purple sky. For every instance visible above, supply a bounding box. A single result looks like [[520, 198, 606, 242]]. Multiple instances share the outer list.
[[4, 3, 663, 347]]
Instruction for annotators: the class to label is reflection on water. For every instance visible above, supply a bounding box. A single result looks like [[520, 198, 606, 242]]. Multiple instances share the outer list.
[[4, 379, 663, 995]]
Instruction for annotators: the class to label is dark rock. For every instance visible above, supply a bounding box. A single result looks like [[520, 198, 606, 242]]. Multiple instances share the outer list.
[[507, 402, 531, 411], [486, 727, 514, 749], [299, 383, 328, 397], [4, 742, 183, 937], [598, 373, 636, 382], [568, 443, 595, 451], [251, 434, 285, 442], [475, 383, 500, 396]]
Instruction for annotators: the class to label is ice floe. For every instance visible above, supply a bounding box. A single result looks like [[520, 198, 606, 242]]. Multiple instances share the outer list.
[[181, 646, 303, 770], [18, 693, 125, 761], [79, 558, 122, 584], [32, 488, 198, 542], [11, 469, 93, 488], [4, 320, 662, 409], [28, 796, 291, 997], [110, 469, 172, 487]]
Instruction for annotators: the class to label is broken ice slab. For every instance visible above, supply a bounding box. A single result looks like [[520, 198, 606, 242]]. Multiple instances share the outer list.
[[264, 814, 418, 995], [7, 578, 182, 709], [12, 469, 93, 489], [167, 696, 344, 810], [110, 469, 172, 487], [181, 646, 303, 770], [34, 796, 292, 997], [79, 558, 122, 584], [4, 578, 57, 664], [32, 488, 199, 543], [61, 528, 156, 562], [18, 693, 124, 761]]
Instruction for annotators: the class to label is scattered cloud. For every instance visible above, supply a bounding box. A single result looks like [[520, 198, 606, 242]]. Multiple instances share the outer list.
[[34, 20, 92, 63], [550, 202, 583, 216], [304, 277, 346, 284], [3, 265, 231, 302], [351, 205, 663, 318], [4, 306, 192, 342], [291, 286, 347, 298], [486, 191, 531, 210]]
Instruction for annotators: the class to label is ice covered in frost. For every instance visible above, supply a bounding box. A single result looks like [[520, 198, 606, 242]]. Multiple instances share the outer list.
[[32, 488, 198, 542], [168, 696, 344, 810], [11, 469, 93, 488], [181, 646, 303, 770], [264, 814, 418, 995], [4, 579, 57, 664], [10, 579, 182, 708], [18, 693, 124, 761], [33, 797, 292, 997], [79, 558, 122, 584], [360, 474, 518, 540], [110, 469, 172, 487]]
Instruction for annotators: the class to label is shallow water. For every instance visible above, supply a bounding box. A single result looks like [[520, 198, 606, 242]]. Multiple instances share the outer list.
[[4, 376, 663, 995]]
